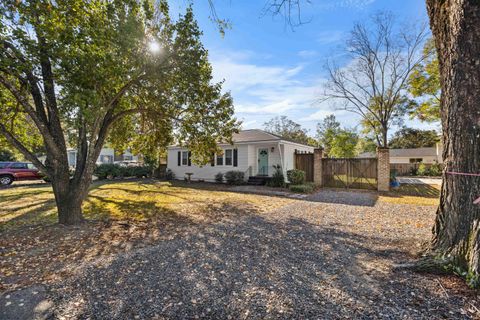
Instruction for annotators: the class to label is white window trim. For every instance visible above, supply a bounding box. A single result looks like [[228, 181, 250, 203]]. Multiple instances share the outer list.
[[215, 149, 234, 167], [181, 151, 189, 166], [224, 149, 233, 166]]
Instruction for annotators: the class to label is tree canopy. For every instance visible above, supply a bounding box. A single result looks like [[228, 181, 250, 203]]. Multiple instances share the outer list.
[[316, 114, 358, 157], [263, 116, 315, 146], [0, 0, 237, 223], [407, 38, 441, 122], [389, 127, 439, 149]]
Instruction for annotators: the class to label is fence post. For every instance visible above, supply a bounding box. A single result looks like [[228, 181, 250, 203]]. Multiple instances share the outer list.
[[377, 147, 390, 191], [313, 148, 323, 187]]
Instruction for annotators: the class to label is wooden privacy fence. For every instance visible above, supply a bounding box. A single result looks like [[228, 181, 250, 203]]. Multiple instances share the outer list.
[[322, 158, 378, 190], [294, 151, 314, 182], [294, 151, 378, 190]]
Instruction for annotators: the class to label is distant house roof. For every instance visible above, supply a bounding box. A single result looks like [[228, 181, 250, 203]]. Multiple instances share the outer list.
[[358, 146, 439, 158], [390, 147, 438, 157], [169, 129, 314, 148]]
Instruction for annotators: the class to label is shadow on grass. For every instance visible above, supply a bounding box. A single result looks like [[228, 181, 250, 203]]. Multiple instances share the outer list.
[[386, 184, 440, 199]]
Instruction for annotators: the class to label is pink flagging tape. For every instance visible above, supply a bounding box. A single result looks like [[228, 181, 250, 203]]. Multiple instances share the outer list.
[[446, 172, 480, 205], [446, 171, 480, 177]]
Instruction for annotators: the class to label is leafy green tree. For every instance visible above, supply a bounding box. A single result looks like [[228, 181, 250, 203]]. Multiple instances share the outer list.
[[0, 149, 16, 161], [315, 114, 340, 155], [407, 38, 440, 122], [355, 135, 377, 155], [328, 129, 359, 158], [263, 116, 314, 146], [389, 127, 439, 149], [0, 1, 237, 224], [316, 115, 358, 157]]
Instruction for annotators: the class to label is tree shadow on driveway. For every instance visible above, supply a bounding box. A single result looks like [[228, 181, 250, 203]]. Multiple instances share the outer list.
[[50, 203, 475, 319]]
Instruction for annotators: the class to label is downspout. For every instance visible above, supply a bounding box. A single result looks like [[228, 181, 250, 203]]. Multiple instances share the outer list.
[[278, 142, 285, 180]]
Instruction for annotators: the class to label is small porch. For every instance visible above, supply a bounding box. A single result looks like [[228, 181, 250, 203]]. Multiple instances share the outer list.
[[246, 143, 286, 185]]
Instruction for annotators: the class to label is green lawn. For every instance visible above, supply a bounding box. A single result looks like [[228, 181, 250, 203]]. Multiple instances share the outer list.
[[0, 179, 295, 231], [380, 183, 440, 206]]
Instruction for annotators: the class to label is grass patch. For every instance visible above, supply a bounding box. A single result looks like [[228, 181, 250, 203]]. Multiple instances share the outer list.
[[379, 184, 440, 206], [0, 179, 294, 231]]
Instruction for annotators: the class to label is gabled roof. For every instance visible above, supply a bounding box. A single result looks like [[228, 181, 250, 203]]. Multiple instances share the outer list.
[[231, 129, 283, 143], [168, 129, 314, 149], [390, 147, 438, 157], [358, 146, 439, 158]]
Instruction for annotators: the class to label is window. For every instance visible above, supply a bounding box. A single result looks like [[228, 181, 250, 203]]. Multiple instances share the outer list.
[[409, 158, 423, 163], [182, 151, 189, 166], [27, 163, 36, 170], [225, 149, 233, 166], [100, 155, 113, 163], [10, 163, 27, 169], [216, 153, 223, 166], [0, 163, 8, 169]]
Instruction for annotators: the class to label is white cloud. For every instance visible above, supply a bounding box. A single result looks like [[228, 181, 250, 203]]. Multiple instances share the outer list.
[[298, 50, 318, 58], [299, 109, 335, 122], [317, 30, 345, 44], [210, 51, 326, 118]]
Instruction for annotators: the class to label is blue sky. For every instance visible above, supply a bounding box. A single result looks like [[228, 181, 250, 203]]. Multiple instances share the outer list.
[[171, 0, 439, 137]]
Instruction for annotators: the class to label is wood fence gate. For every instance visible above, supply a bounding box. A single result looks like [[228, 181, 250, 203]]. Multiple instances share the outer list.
[[322, 158, 378, 190], [294, 151, 314, 182]]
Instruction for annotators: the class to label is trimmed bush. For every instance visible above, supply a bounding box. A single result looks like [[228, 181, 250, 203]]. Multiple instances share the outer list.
[[215, 172, 224, 183], [95, 163, 122, 180], [417, 163, 428, 176], [289, 183, 314, 193], [94, 164, 151, 180], [224, 171, 244, 185], [427, 163, 442, 176], [267, 164, 285, 188], [131, 166, 151, 178], [287, 169, 305, 185]]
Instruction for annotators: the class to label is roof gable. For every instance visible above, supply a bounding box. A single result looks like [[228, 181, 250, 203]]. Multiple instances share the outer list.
[[231, 129, 282, 143]]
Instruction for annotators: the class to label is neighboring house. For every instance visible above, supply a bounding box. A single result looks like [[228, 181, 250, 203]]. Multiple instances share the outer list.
[[167, 129, 314, 182], [67, 148, 140, 167], [358, 143, 443, 164]]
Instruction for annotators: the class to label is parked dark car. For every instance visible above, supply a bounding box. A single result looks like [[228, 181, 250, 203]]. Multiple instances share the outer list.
[[0, 162, 43, 186]]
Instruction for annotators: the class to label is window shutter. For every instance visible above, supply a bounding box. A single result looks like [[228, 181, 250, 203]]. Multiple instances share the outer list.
[[210, 153, 215, 166], [233, 149, 238, 167], [188, 151, 192, 166], [177, 151, 181, 166]]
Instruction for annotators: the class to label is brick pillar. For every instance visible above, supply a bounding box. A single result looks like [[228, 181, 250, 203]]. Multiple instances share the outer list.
[[313, 148, 323, 186], [377, 147, 390, 191]]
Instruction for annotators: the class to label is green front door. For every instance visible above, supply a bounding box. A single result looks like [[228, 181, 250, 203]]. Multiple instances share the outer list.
[[258, 148, 269, 176]]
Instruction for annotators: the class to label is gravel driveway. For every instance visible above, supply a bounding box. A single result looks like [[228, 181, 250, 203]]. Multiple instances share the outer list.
[[45, 189, 477, 319]]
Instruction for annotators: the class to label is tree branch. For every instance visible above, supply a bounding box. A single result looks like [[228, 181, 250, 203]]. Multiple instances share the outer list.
[[0, 122, 47, 173]]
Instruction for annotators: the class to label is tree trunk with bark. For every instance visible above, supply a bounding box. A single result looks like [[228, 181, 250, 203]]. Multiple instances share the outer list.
[[422, 0, 480, 286]]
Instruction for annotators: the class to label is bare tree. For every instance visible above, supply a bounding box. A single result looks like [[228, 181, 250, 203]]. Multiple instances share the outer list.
[[266, 0, 480, 288], [323, 12, 430, 147]]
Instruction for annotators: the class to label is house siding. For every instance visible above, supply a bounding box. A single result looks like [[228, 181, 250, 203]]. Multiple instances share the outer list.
[[167, 145, 250, 182], [167, 142, 314, 181], [390, 156, 440, 164]]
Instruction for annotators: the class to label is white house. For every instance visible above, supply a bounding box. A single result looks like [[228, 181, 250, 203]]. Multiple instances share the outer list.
[[67, 148, 139, 167], [358, 143, 443, 164], [167, 129, 314, 182]]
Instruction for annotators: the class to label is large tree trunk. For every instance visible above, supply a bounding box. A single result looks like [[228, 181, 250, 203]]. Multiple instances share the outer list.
[[47, 155, 93, 225], [424, 0, 480, 284]]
